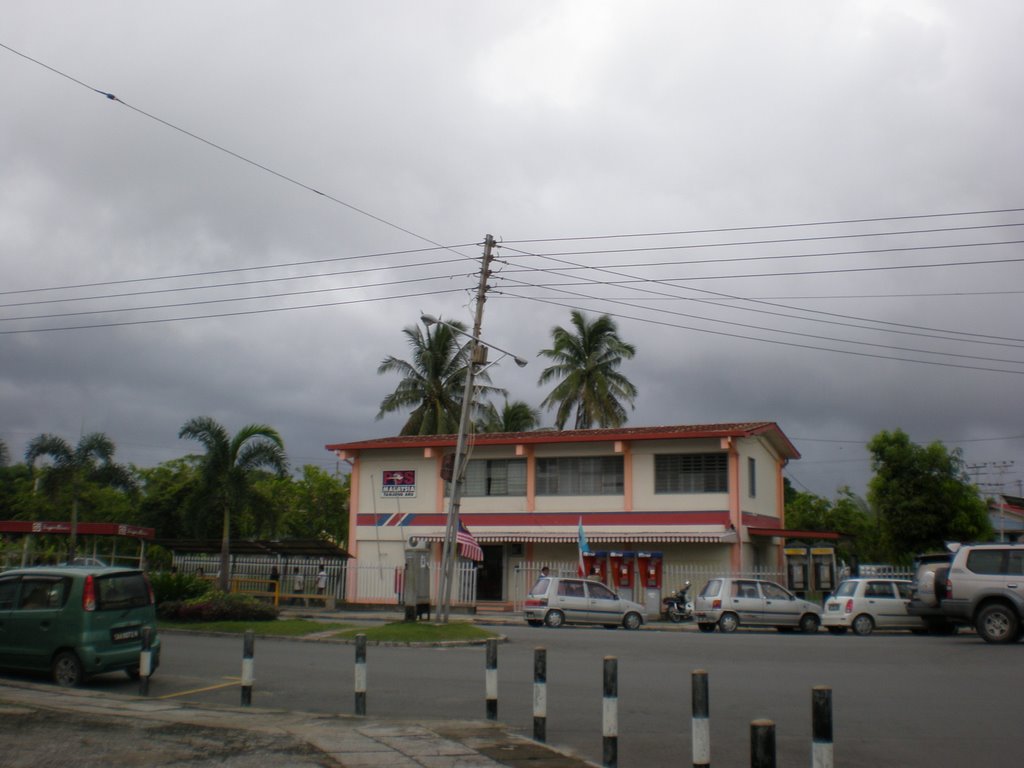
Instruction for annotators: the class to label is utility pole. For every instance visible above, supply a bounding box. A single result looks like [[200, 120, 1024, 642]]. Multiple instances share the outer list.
[[437, 234, 495, 623]]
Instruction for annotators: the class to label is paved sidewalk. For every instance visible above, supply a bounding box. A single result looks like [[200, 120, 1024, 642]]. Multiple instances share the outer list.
[[0, 679, 598, 768]]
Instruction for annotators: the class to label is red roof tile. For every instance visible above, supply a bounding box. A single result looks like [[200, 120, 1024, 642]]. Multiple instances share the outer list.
[[326, 422, 800, 459]]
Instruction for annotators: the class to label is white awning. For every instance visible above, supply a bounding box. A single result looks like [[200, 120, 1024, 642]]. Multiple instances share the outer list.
[[418, 530, 737, 544]]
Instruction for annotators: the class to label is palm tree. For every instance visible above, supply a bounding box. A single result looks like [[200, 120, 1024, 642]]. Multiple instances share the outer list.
[[537, 310, 638, 430], [477, 399, 542, 433], [178, 417, 287, 591], [377, 317, 504, 435], [24, 432, 136, 560]]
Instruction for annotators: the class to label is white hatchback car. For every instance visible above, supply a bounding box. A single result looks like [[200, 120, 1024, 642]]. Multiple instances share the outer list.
[[823, 578, 925, 636], [523, 576, 645, 630]]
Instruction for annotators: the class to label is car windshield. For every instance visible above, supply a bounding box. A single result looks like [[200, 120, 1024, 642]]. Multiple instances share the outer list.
[[528, 577, 551, 597], [834, 581, 858, 597]]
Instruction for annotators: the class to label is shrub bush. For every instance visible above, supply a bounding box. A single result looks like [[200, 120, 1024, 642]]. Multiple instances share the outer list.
[[158, 590, 279, 622], [149, 572, 214, 604]]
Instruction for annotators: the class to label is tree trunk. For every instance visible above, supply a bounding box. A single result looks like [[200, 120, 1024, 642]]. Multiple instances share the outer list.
[[219, 504, 231, 592]]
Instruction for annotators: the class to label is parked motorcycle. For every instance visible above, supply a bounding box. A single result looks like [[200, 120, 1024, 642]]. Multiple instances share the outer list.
[[662, 581, 694, 623]]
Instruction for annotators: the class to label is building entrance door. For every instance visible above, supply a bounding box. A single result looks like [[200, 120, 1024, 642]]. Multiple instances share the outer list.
[[476, 545, 504, 601]]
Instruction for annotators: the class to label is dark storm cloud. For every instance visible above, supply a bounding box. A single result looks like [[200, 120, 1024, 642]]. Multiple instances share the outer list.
[[2, 1, 1024, 496]]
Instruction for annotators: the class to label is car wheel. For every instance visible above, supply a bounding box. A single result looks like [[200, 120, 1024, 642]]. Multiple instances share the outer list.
[[852, 614, 874, 636], [52, 651, 84, 688], [799, 614, 820, 634], [527, 620, 543, 627], [698, 622, 716, 633], [827, 626, 848, 635], [718, 612, 739, 633], [544, 610, 565, 628], [623, 612, 642, 631], [976, 603, 1019, 644]]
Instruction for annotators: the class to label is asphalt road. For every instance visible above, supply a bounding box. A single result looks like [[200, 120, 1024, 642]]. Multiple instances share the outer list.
[[26, 624, 1024, 767]]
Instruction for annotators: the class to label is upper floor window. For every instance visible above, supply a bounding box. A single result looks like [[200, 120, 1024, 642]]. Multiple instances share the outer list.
[[459, 458, 527, 497], [748, 457, 757, 498], [536, 456, 624, 496], [655, 453, 728, 493]]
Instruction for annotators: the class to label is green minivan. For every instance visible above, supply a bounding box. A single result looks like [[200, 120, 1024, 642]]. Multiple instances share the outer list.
[[0, 566, 160, 686]]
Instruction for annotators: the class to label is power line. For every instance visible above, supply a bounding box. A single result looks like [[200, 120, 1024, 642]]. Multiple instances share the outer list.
[[0, 253, 474, 310], [0, 244, 468, 298], [501, 222, 1024, 260], [0, 286, 466, 335], [501, 207, 1024, 245], [492, 290, 1024, 375], [0, 41, 477, 263]]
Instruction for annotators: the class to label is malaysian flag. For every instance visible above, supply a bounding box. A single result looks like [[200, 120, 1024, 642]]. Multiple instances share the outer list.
[[456, 520, 484, 561]]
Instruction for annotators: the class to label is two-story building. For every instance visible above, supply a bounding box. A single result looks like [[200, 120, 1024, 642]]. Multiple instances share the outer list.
[[326, 422, 799, 606]]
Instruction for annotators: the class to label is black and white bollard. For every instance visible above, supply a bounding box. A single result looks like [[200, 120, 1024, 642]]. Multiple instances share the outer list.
[[751, 719, 776, 768], [485, 638, 498, 720], [692, 669, 710, 768], [138, 627, 153, 697], [533, 647, 547, 742], [240, 630, 254, 706], [603, 656, 618, 768], [812, 686, 833, 768], [354, 633, 367, 716]]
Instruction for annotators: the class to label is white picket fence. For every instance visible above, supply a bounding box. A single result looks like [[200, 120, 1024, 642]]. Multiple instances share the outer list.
[[171, 555, 478, 608]]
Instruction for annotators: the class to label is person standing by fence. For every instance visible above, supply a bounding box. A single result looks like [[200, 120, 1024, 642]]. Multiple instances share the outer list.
[[291, 567, 305, 606], [316, 564, 327, 597], [269, 566, 280, 601]]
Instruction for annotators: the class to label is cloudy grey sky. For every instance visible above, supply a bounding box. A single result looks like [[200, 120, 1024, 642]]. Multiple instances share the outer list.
[[3, 2, 1024, 499]]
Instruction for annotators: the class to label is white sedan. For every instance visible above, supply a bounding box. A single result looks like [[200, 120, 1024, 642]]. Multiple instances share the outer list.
[[823, 578, 926, 636]]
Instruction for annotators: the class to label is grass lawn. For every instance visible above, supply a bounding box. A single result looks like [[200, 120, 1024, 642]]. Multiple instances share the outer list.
[[158, 618, 352, 637]]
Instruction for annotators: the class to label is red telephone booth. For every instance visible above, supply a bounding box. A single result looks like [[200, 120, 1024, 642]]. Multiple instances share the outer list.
[[608, 551, 635, 599], [637, 552, 662, 590], [582, 551, 607, 583]]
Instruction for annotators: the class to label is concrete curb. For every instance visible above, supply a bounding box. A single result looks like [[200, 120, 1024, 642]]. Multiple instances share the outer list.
[[0, 678, 601, 767]]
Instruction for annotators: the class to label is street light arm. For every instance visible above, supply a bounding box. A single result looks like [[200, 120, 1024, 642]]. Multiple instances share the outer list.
[[420, 314, 528, 368]]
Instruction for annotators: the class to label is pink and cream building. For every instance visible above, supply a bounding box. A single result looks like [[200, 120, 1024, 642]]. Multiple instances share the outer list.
[[326, 422, 800, 604]]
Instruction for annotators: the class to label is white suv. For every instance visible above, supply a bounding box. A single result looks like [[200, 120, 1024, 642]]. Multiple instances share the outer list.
[[942, 543, 1024, 643]]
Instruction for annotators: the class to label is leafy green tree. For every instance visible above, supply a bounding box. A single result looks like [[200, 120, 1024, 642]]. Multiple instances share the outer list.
[[135, 457, 203, 539], [178, 417, 288, 591], [0, 438, 9, 467], [476, 398, 542, 433], [24, 432, 136, 559], [252, 465, 349, 542], [537, 311, 638, 430], [377, 317, 503, 435], [785, 485, 884, 564], [867, 429, 992, 560]]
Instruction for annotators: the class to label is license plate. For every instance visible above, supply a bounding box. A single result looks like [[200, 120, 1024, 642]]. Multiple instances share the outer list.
[[111, 626, 141, 643], [827, 604, 840, 612]]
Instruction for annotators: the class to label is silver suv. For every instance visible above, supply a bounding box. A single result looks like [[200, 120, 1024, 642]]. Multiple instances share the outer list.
[[942, 543, 1024, 643]]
